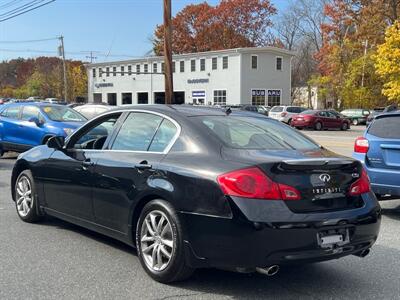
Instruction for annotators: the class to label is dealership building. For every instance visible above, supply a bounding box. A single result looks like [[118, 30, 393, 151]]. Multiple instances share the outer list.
[[87, 47, 294, 107]]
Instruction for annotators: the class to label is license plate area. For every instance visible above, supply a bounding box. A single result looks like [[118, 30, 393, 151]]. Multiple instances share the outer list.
[[317, 228, 350, 249]]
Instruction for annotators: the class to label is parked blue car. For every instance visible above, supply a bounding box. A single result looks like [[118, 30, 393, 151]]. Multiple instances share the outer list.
[[353, 112, 400, 199], [0, 102, 87, 156]]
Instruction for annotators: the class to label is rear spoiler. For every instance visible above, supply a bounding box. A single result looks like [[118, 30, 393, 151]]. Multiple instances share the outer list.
[[278, 158, 357, 171]]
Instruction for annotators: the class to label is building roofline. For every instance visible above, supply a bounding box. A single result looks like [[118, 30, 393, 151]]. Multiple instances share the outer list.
[[86, 47, 295, 68]]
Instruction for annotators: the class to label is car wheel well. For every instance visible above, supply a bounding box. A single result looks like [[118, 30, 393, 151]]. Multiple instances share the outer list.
[[131, 194, 167, 246], [42, 135, 54, 145], [11, 161, 30, 201]]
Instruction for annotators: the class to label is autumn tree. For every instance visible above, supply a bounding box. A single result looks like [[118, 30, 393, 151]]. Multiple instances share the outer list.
[[375, 21, 400, 102], [152, 0, 276, 55]]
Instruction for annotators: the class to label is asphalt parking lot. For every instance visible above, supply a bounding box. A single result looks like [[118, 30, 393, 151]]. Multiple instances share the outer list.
[[1, 128, 400, 300]]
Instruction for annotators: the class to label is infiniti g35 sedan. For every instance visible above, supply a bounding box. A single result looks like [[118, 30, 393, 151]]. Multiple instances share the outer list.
[[11, 105, 381, 283]]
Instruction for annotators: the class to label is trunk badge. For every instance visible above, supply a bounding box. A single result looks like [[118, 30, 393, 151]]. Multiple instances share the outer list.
[[352, 173, 360, 178], [319, 174, 331, 183]]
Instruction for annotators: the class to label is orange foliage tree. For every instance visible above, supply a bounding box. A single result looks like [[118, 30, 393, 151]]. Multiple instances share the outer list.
[[153, 0, 276, 55]]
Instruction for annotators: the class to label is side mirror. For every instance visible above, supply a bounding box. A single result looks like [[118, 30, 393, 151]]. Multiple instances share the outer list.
[[29, 117, 43, 126], [47, 136, 65, 150]]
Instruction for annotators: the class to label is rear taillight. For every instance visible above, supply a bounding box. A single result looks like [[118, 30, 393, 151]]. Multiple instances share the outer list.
[[349, 168, 371, 196], [354, 137, 369, 153], [217, 167, 301, 200], [281, 112, 287, 117]]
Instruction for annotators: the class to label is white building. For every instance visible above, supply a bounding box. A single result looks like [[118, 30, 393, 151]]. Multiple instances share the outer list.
[[292, 86, 334, 109], [87, 47, 294, 107]]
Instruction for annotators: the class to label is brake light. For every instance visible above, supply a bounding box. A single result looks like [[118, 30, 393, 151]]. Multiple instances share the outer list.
[[217, 167, 301, 200], [354, 137, 369, 153], [349, 168, 371, 196], [281, 112, 287, 117]]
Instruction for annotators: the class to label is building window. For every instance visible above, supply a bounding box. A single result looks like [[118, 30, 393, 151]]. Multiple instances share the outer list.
[[153, 63, 158, 73], [122, 93, 132, 105], [136, 64, 140, 74], [251, 89, 266, 105], [276, 57, 282, 71], [92, 68, 96, 78], [213, 90, 227, 105], [222, 56, 228, 69], [180, 61, 185, 72], [99, 68, 102, 77], [144, 64, 148, 73], [212, 57, 218, 70], [172, 61, 175, 73], [137, 92, 149, 104], [251, 55, 258, 69], [191, 59, 196, 72], [128, 65, 132, 75], [267, 90, 281, 106], [121, 66, 125, 76], [106, 67, 110, 77], [113, 66, 116, 76], [161, 62, 165, 73], [200, 58, 205, 71]]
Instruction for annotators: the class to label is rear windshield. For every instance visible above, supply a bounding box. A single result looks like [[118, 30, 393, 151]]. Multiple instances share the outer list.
[[300, 110, 316, 115], [42, 106, 86, 122], [270, 106, 284, 112], [368, 116, 400, 139], [196, 116, 319, 150]]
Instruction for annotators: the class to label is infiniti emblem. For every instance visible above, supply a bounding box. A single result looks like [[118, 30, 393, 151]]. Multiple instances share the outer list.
[[319, 173, 331, 183]]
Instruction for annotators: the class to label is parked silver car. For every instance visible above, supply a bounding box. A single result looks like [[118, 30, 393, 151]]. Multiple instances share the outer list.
[[268, 106, 306, 124]]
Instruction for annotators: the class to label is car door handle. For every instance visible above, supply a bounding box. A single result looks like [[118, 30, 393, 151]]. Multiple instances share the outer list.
[[82, 158, 94, 170], [135, 160, 152, 170]]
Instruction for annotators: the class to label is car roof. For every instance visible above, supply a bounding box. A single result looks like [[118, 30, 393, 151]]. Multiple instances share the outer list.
[[1, 102, 65, 108]]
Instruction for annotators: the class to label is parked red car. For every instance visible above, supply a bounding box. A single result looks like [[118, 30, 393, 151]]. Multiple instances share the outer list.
[[291, 110, 351, 130]]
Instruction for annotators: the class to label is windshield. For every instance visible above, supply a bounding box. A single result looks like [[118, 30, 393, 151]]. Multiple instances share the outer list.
[[270, 106, 284, 112], [42, 106, 86, 122], [196, 116, 319, 150]]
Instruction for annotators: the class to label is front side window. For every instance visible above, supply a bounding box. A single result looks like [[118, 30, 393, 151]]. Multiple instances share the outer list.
[[1, 106, 20, 119], [21, 106, 42, 121], [276, 57, 282, 71], [222, 56, 228, 69], [212, 57, 218, 70], [112, 113, 163, 151], [42, 106, 86, 122], [198, 116, 319, 150], [251, 55, 258, 69], [213, 90, 227, 105]]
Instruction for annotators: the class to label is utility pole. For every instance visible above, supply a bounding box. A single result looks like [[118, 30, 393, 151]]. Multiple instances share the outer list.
[[163, 0, 173, 105], [361, 39, 368, 88], [59, 35, 68, 102], [86, 51, 97, 63]]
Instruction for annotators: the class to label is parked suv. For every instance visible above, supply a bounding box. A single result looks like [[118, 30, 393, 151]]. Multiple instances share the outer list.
[[353, 112, 400, 199], [341, 109, 370, 125], [268, 106, 306, 124], [0, 102, 86, 156]]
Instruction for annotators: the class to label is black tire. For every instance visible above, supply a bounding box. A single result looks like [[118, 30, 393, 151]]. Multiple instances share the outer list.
[[42, 135, 54, 145], [341, 122, 349, 131], [136, 199, 194, 283], [14, 170, 43, 223], [287, 118, 292, 125], [315, 122, 322, 131], [352, 119, 359, 126]]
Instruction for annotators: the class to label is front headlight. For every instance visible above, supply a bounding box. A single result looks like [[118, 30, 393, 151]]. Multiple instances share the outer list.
[[63, 128, 75, 136]]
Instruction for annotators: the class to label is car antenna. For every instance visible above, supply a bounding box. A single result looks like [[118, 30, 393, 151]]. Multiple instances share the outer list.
[[225, 107, 232, 115]]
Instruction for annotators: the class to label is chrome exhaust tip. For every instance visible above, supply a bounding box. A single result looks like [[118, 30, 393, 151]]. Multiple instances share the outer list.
[[256, 265, 280, 276], [353, 248, 370, 258]]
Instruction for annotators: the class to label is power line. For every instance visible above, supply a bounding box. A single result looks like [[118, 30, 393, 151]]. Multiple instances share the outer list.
[[0, 37, 59, 43], [0, 0, 45, 17], [0, 0, 55, 22], [0, 0, 24, 10], [0, 48, 141, 58]]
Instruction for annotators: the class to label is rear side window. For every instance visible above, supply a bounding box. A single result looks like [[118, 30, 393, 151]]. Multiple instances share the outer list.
[[1, 106, 20, 119], [148, 119, 178, 152], [198, 116, 319, 150], [368, 116, 400, 139], [112, 113, 163, 151]]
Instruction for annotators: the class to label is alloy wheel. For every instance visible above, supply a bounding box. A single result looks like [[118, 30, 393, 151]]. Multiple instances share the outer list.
[[16, 176, 33, 217], [140, 210, 174, 272]]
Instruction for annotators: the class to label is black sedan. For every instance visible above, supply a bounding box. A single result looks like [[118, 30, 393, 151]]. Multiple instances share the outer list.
[[11, 105, 381, 283]]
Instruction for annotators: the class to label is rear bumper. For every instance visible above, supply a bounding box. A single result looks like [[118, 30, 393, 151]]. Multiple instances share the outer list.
[[180, 193, 381, 269]]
